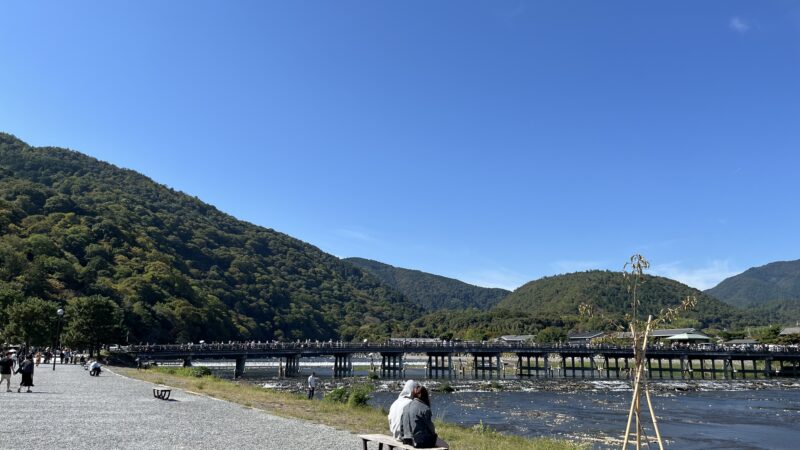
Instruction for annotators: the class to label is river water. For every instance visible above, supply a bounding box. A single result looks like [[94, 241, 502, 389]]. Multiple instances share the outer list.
[[370, 381, 800, 449], [196, 358, 800, 449]]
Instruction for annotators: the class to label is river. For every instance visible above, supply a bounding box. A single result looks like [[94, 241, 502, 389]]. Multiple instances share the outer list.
[[195, 358, 800, 449]]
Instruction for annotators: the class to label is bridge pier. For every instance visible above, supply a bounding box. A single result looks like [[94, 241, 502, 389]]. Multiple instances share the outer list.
[[235, 356, 247, 378], [381, 352, 404, 378], [334, 354, 352, 377], [284, 355, 300, 377], [472, 353, 501, 378], [182, 357, 192, 368], [517, 353, 548, 377], [427, 353, 453, 378], [764, 357, 772, 378]]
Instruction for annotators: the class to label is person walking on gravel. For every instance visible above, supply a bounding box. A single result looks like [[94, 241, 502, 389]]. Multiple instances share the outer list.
[[0, 352, 14, 392], [16, 354, 34, 393]]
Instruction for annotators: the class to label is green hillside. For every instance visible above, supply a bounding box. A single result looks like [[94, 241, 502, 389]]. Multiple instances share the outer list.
[[345, 257, 509, 311], [706, 259, 800, 307], [496, 270, 757, 330], [0, 133, 419, 345]]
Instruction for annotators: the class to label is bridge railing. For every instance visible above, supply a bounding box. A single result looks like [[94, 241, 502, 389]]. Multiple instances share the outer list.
[[115, 341, 800, 355]]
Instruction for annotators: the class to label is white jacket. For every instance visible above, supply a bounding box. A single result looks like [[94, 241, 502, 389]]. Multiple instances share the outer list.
[[388, 380, 418, 439]]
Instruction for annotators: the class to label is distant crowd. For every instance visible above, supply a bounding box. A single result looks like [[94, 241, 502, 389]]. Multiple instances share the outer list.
[[124, 339, 800, 354], [0, 347, 105, 393]]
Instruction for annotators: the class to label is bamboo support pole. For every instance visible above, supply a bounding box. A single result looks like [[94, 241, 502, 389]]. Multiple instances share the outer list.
[[644, 385, 664, 450], [623, 315, 656, 449]]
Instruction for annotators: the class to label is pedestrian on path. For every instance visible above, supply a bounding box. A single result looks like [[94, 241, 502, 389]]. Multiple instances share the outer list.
[[307, 372, 316, 399], [0, 352, 14, 392], [16, 354, 34, 393]]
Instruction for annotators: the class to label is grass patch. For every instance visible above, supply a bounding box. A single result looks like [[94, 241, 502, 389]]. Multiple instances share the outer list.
[[118, 367, 583, 450]]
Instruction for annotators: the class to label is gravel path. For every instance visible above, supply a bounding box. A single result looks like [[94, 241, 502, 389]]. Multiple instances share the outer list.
[[0, 363, 362, 449]]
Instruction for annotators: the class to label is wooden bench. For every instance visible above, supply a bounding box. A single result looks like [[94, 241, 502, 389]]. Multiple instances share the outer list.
[[153, 387, 172, 400], [358, 434, 448, 450]]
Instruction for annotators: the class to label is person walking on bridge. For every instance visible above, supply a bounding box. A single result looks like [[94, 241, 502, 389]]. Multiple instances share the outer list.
[[307, 372, 316, 399]]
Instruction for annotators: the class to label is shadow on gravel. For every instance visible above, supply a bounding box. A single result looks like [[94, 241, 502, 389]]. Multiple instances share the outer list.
[[11, 391, 60, 395]]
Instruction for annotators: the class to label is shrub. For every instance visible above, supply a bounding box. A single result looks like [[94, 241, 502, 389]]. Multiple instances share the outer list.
[[190, 366, 212, 377], [348, 384, 373, 407], [434, 381, 455, 393], [323, 384, 374, 407], [324, 387, 349, 404]]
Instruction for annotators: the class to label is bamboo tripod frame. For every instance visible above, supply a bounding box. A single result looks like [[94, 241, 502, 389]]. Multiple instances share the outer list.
[[622, 315, 664, 450]]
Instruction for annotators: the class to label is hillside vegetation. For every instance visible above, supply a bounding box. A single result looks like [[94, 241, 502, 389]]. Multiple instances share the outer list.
[[0, 133, 419, 345], [706, 259, 800, 307], [345, 257, 509, 311], [496, 270, 757, 331], [705, 260, 800, 326]]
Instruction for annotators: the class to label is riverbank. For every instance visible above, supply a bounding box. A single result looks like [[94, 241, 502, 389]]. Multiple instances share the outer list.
[[117, 366, 583, 450]]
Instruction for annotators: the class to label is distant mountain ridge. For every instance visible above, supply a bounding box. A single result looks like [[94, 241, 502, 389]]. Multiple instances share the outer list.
[[496, 270, 755, 330], [344, 257, 510, 311], [705, 259, 800, 326], [706, 259, 800, 307]]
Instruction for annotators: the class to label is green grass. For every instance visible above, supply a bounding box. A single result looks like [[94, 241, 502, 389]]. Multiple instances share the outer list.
[[118, 367, 584, 450]]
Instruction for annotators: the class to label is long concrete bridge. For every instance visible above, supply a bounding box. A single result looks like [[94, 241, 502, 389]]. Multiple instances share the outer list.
[[116, 341, 800, 380]]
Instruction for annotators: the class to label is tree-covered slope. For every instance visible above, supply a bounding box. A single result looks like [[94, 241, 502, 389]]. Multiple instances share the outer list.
[[496, 270, 757, 330], [706, 259, 800, 307], [0, 133, 419, 344], [344, 257, 509, 311]]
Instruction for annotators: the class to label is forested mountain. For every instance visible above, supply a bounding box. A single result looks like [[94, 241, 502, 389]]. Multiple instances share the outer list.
[[495, 270, 758, 331], [344, 257, 509, 311], [706, 260, 800, 307], [705, 260, 800, 326], [0, 133, 420, 345]]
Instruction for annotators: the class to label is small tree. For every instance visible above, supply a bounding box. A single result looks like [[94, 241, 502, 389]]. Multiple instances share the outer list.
[[62, 295, 122, 356], [3, 297, 59, 349], [535, 326, 567, 344]]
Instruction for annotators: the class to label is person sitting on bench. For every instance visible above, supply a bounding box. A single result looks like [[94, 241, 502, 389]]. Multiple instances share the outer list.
[[400, 386, 449, 448]]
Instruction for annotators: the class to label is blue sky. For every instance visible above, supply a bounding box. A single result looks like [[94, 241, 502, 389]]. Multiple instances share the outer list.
[[2, 1, 799, 290]]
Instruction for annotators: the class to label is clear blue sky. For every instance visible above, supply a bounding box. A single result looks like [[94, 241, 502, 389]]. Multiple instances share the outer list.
[[2, 1, 799, 290]]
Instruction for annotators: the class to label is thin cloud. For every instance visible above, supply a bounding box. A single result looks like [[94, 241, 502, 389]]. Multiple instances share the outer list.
[[651, 260, 740, 290], [729, 17, 750, 33]]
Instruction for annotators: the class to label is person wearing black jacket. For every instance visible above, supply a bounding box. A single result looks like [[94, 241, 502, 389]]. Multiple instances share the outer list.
[[16, 355, 34, 393], [0, 352, 14, 392]]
